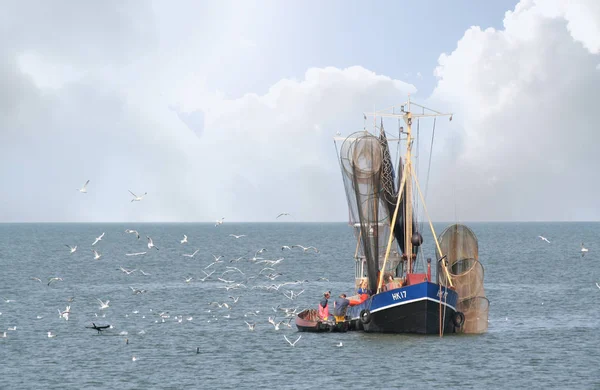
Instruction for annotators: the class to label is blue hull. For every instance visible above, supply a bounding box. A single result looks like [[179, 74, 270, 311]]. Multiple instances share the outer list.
[[346, 282, 460, 334]]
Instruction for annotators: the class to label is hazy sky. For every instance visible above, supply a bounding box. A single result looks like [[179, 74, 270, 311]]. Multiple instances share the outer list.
[[2, 0, 599, 222]]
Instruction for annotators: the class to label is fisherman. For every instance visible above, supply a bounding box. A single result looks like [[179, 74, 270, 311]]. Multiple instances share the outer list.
[[333, 293, 350, 318], [318, 291, 331, 321]]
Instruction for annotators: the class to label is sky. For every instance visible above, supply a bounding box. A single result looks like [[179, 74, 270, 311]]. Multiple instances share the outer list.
[[1, 0, 599, 223]]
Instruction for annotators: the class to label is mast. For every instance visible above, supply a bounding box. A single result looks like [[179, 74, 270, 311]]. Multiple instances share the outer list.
[[363, 96, 453, 287], [404, 96, 413, 273]]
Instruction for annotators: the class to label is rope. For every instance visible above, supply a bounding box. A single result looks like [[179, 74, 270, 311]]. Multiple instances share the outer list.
[[377, 163, 409, 293], [424, 117, 436, 201], [410, 164, 453, 287], [439, 284, 442, 337], [441, 285, 448, 338]]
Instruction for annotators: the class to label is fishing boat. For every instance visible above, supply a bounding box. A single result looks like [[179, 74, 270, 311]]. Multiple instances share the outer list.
[[333, 96, 489, 335]]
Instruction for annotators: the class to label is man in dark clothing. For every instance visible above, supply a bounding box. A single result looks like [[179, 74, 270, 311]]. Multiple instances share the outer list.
[[333, 293, 350, 317]]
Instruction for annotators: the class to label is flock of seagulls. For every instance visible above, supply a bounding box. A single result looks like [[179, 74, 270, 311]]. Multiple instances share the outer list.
[[0, 216, 339, 359], [0, 179, 334, 359]]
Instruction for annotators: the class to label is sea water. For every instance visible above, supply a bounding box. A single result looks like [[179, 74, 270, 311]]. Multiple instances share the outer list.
[[0, 222, 598, 389]]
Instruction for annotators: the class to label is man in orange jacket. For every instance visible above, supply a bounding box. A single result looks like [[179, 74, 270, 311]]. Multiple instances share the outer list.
[[318, 291, 331, 321]]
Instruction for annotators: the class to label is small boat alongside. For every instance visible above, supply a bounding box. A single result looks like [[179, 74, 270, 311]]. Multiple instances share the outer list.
[[295, 309, 349, 332]]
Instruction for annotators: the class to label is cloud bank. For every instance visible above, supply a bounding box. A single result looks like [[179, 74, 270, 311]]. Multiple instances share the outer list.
[[0, 0, 598, 222]]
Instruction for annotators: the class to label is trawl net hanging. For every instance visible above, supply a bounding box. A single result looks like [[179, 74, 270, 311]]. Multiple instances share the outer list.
[[438, 224, 488, 334], [340, 132, 383, 292]]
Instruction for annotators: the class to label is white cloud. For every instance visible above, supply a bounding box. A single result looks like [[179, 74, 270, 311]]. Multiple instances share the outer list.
[[429, 0, 600, 221], [2, 0, 599, 223]]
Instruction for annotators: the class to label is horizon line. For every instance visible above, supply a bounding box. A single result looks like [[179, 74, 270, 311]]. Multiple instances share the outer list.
[[0, 220, 599, 224]]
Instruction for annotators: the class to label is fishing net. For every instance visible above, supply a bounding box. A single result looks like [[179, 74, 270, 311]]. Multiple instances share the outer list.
[[340, 132, 400, 291], [457, 296, 490, 334], [437, 223, 488, 334]]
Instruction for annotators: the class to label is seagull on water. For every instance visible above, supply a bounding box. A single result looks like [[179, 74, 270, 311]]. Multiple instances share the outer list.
[[92, 250, 102, 260], [180, 235, 188, 244], [125, 229, 140, 239], [284, 335, 301, 347], [276, 213, 290, 219], [229, 234, 246, 239], [538, 236, 550, 243], [129, 190, 147, 202], [77, 180, 90, 193], [146, 236, 159, 251], [48, 331, 56, 338], [65, 245, 77, 254], [92, 233, 105, 246]]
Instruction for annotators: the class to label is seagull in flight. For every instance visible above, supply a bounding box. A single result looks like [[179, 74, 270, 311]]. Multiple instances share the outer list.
[[47, 277, 63, 286], [229, 234, 246, 239], [58, 305, 70, 321], [119, 267, 136, 275], [292, 245, 319, 253], [538, 236, 550, 243], [92, 233, 105, 246], [92, 250, 102, 260], [65, 245, 77, 254], [98, 299, 110, 310], [283, 335, 301, 347], [276, 213, 290, 219], [86, 323, 110, 334], [595, 282, 600, 290], [199, 270, 214, 281], [180, 235, 188, 244], [581, 243, 589, 257], [129, 190, 147, 202], [146, 236, 159, 250], [130, 286, 147, 294], [182, 249, 199, 258], [125, 229, 140, 239], [126, 252, 146, 256], [30, 277, 42, 283], [77, 180, 90, 193], [215, 217, 225, 227], [244, 321, 255, 331]]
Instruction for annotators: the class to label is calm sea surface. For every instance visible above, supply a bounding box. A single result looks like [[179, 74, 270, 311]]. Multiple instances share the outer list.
[[0, 222, 598, 389]]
